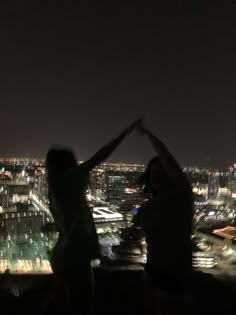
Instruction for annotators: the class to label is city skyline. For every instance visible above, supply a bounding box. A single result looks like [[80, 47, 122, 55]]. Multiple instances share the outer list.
[[0, 149, 235, 275], [0, 2, 235, 167], [0, 156, 235, 170]]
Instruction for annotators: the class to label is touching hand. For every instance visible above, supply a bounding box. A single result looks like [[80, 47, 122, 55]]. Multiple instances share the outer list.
[[136, 121, 149, 135], [126, 118, 143, 134]]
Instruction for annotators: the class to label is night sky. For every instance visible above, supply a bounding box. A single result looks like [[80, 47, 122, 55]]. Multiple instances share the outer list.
[[0, 1, 235, 167]]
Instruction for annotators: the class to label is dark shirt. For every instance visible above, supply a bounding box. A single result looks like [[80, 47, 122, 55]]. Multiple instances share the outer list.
[[135, 187, 193, 274]]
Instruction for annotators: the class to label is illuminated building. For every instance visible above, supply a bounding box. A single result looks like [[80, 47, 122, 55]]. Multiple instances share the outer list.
[[0, 204, 44, 239], [208, 172, 220, 199], [7, 182, 29, 196], [192, 252, 217, 269], [104, 226, 147, 266], [106, 172, 126, 191], [92, 207, 123, 224], [105, 170, 144, 209], [0, 172, 13, 184], [34, 173, 48, 201], [89, 168, 106, 196], [0, 194, 9, 208]]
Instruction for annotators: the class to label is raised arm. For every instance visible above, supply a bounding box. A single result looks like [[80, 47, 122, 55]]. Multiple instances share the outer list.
[[139, 125, 191, 190], [83, 119, 142, 170]]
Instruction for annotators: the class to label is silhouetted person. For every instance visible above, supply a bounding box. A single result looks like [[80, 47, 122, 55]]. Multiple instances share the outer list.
[[133, 124, 193, 315], [45, 119, 141, 314]]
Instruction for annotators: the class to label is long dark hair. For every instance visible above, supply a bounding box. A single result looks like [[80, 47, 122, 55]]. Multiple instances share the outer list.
[[139, 157, 160, 195], [140, 156, 172, 196], [46, 148, 77, 197]]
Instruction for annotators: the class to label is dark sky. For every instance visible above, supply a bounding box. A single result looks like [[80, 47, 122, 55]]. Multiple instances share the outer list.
[[0, 1, 235, 167]]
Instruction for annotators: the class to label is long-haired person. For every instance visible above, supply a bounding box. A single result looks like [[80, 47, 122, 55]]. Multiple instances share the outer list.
[[133, 124, 193, 315], [45, 119, 141, 314]]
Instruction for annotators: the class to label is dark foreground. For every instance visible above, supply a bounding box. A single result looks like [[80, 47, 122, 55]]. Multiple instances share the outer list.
[[0, 269, 236, 314]]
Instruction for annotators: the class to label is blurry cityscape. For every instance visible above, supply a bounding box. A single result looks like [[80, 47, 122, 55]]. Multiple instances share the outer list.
[[0, 157, 236, 277]]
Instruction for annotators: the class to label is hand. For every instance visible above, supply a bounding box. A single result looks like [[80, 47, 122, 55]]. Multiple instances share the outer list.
[[136, 121, 149, 135], [126, 118, 143, 134]]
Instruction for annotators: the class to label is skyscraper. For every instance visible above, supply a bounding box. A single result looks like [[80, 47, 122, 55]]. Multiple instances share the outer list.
[[208, 172, 220, 199]]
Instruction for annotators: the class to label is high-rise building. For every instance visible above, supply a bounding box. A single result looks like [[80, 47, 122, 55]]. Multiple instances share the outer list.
[[106, 172, 126, 191], [89, 168, 106, 196], [0, 206, 44, 239], [35, 173, 48, 202], [208, 172, 220, 199]]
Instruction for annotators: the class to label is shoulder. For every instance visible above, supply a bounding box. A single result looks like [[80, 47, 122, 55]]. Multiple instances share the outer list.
[[139, 197, 161, 213]]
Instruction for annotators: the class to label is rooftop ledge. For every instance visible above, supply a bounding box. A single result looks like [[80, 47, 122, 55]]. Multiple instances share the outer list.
[[0, 268, 236, 314]]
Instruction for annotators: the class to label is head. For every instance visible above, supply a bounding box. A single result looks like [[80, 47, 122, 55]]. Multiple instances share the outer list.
[[141, 156, 172, 196], [46, 148, 77, 195]]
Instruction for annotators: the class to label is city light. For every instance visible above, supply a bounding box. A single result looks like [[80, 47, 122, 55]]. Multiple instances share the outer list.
[[0, 158, 235, 274]]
